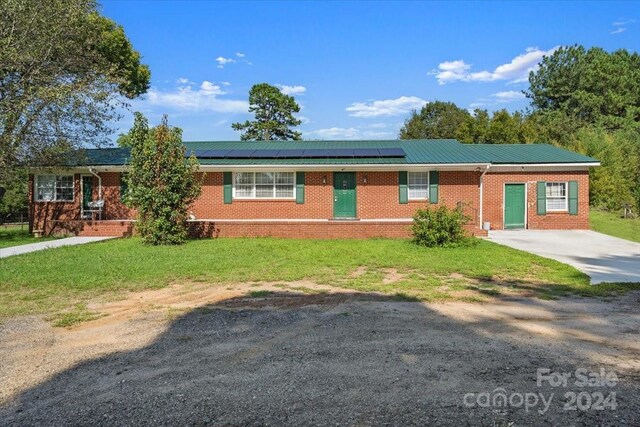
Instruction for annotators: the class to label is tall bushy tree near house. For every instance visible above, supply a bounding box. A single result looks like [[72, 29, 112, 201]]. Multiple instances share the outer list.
[[527, 45, 640, 130], [232, 83, 302, 140], [0, 0, 150, 198], [399, 101, 470, 140], [528, 45, 640, 211], [125, 113, 201, 245]]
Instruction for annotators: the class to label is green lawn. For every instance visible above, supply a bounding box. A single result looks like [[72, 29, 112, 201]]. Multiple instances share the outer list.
[[2, 237, 639, 320], [0, 225, 58, 249], [590, 210, 640, 243]]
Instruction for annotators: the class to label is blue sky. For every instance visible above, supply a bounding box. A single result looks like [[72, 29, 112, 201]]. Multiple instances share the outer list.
[[102, 1, 639, 141]]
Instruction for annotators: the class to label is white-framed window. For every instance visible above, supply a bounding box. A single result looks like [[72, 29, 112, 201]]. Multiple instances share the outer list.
[[408, 171, 429, 200], [34, 175, 74, 202], [232, 172, 295, 199], [546, 182, 568, 211]]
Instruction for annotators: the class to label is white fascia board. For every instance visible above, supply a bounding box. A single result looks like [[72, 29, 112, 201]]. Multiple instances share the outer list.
[[196, 163, 490, 172], [35, 161, 598, 174], [488, 163, 600, 172], [45, 163, 491, 173]]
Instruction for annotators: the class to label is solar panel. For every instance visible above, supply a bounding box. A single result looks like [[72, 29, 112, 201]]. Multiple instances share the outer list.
[[326, 149, 355, 158], [186, 150, 209, 158], [226, 150, 255, 158], [302, 149, 330, 158], [186, 146, 406, 160], [250, 149, 281, 158], [188, 149, 230, 158], [206, 150, 232, 158], [276, 149, 305, 158], [378, 148, 406, 158], [352, 148, 381, 158]]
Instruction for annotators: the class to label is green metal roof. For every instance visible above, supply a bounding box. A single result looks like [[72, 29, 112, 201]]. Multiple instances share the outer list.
[[72, 140, 598, 166], [464, 144, 597, 164]]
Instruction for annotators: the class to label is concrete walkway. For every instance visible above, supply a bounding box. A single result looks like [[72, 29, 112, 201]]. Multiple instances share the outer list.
[[0, 237, 114, 259], [489, 230, 640, 284]]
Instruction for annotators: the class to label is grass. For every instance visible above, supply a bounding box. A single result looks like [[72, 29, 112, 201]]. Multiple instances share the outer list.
[[50, 303, 102, 327], [1, 237, 639, 320], [590, 210, 640, 243], [0, 225, 58, 249]]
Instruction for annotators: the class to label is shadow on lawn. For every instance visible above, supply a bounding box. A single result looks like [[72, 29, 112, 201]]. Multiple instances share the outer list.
[[2, 291, 638, 426]]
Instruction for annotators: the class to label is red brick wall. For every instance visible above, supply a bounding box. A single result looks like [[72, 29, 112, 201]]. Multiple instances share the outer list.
[[191, 171, 481, 223], [192, 172, 333, 219], [30, 174, 81, 232], [356, 171, 481, 224], [482, 171, 590, 230], [30, 172, 134, 232], [30, 169, 590, 236]]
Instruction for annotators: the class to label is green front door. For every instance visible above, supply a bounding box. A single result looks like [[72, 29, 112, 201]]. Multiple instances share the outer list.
[[82, 176, 93, 211], [504, 184, 525, 229], [333, 172, 357, 218]]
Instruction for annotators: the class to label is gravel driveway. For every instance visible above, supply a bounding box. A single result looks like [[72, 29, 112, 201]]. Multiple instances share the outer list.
[[1, 284, 639, 426], [489, 230, 640, 284]]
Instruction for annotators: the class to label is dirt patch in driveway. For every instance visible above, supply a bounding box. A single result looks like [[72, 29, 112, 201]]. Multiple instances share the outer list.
[[1, 283, 639, 426]]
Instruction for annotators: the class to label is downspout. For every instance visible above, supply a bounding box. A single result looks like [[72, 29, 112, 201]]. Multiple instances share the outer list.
[[479, 165, 490, 229], [88, 168, 102, 200]]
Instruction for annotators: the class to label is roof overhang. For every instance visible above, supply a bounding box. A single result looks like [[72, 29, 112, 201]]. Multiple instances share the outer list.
[[42, 163, 491, 173], [488, 162, 600, 172], [32, 162, 600, 174]]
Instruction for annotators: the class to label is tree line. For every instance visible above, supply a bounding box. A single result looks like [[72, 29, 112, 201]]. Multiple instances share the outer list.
[[399, 46, 640, 213]]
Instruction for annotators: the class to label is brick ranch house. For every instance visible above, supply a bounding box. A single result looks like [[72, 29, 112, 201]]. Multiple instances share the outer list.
[[29, 139, 599, 238]]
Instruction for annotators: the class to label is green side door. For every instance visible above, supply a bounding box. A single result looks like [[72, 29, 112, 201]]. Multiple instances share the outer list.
[[82, 176, 93, 211], [504, 183, 525, 229], [333, 172, 357, 218]]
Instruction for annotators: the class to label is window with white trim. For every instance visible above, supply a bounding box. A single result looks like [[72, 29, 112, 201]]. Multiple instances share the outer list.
[[546, 182, 567, 211], [233, 172, 295, 199], [408, 171, 429, 200], [35, 175, 74, 201]]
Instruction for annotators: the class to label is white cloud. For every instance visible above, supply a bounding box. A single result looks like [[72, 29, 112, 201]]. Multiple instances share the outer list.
[[611, 18, 635, 34], [304, 127, 394, 140], [221, 81, 231, 86], [492, 90, 526, 103], [176, 77, 193, 85], [430, 47, 559, 85], [346, 96, 427, 118], [199, 80, 225, 95], [216, 53, 252, 68], [215, 56, 235, 68], [306, 127, 360, 139], [144, 80, 247, 113], [277, 84, 307, 96]]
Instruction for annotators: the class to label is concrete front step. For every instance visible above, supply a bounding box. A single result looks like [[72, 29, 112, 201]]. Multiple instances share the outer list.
[[49, 220, 135, 237]]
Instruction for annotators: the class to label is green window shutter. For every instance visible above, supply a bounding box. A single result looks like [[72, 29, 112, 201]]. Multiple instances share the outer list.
[[296, 172, 305, 204], [568, 181, 578, 215], [536, 181, 546, 215], [398, 171, 408, 204], [120, 176, 128, 203], [429, 171, 439, 204], [120, 179, 129, 203], [223, 172, 233, 204]]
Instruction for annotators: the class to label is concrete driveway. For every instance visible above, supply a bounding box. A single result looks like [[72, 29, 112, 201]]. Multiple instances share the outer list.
[[0, 237, 113, 259], [489, 230, 640, 284]]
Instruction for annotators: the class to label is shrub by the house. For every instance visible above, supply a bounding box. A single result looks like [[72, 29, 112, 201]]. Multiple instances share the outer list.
[[411, 204, 472, 247], [125, 113, 201, 245]]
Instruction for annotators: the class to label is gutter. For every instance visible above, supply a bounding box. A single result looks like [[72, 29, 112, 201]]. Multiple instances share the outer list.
[[88, 168, 102, 200], [71, 163, 493, 173], [478, 165, 490, 229]]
